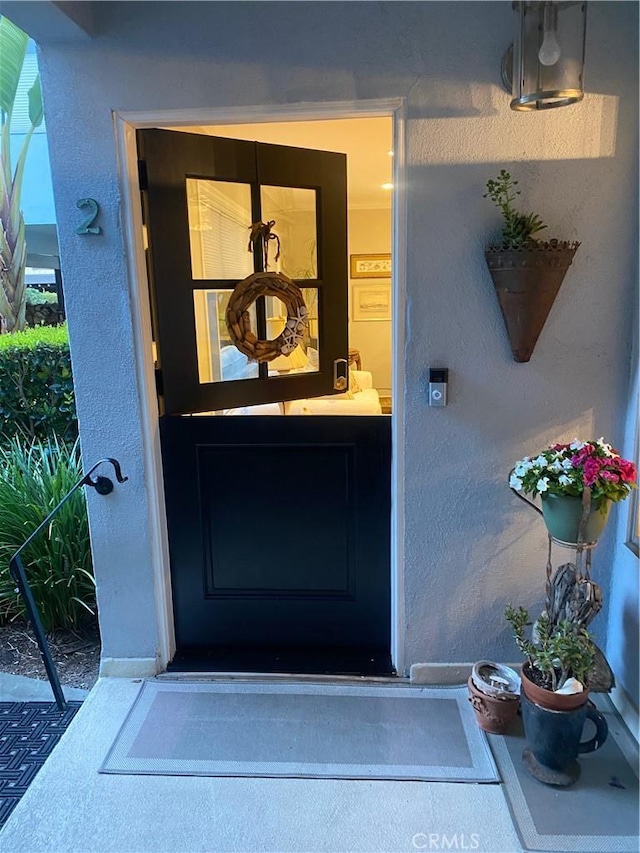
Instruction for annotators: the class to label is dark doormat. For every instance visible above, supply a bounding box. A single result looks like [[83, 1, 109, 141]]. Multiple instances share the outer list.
[[489, 698, 639, 852], [0, 701, 82, 829]]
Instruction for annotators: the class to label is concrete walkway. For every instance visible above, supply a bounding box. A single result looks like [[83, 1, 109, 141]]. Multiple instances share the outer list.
[[0, 678, 522, 853], [0, 672, 88, 703]]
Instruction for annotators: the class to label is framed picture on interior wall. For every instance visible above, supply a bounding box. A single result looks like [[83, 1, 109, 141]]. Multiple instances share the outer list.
[[352, 282, 391, 322], [350, 253, 392, 279]]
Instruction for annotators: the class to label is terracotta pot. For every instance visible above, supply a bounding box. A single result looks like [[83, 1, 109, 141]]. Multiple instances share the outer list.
[[541, 493, 610, 544], [467, 676, 520, 734], [520, 664, 588, 712]]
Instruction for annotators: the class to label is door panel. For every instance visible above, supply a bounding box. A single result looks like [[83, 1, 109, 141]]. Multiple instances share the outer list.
[[141, 127, 392, 675], [160, 415, 391, 657], [256, 141, 347, 379], [138, 128, 347, 415], [201, 445, 354, 597]]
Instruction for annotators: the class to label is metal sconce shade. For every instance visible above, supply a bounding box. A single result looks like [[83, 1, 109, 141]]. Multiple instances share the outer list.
[[505, 1, 587, 111]]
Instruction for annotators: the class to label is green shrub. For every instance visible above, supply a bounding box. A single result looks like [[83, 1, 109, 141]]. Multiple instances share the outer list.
[[25, 288, 58, 306], [0, 436, 94, 631], [0, 324, 77, 442]]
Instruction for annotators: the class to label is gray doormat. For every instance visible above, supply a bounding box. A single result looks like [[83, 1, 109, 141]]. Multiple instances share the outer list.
[[489, 700, 639, 853], [101, 680, 499, 782]]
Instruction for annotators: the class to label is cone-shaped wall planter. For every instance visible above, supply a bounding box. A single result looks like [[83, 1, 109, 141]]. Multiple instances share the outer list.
[[485, 241, 580, 363]]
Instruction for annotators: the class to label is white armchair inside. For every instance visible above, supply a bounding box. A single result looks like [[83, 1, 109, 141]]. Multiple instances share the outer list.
[[285, 370, 381, 415], [219, 345, 382, 416]]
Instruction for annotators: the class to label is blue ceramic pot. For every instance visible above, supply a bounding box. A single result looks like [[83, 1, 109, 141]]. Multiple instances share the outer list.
[[521, 692, 608, 784]]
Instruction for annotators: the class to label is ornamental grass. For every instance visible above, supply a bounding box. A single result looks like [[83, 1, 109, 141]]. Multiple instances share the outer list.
[[0, 436, 94, 631]]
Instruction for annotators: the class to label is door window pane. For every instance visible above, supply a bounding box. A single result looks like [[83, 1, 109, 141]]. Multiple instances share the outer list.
[[303, 287, 319, 349], [267, 288, 319, 376], [260, 186, 317, 279], [193, 290, 258, 383], [187, 179, 254, 280]]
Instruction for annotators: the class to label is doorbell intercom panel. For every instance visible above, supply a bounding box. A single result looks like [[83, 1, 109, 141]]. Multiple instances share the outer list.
[[428, 368, 449, 407]]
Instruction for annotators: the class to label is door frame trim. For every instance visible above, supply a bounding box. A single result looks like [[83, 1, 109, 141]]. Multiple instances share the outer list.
[[113, 97, 407, 674]]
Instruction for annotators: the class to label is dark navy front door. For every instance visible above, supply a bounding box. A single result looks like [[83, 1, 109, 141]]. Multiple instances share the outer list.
[[139, 128, 392, 674]]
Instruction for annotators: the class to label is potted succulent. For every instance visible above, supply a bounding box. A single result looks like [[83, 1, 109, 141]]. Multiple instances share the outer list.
[[505, 605, 594, 710], [505, 604, 609, 786], [509, 437, 637, 544], [484, 170, 580, 363]]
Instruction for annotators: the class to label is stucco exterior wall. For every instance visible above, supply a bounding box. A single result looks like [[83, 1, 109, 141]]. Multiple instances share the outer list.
[[34, 1, 638, 674], [607, 348, 639, 708]]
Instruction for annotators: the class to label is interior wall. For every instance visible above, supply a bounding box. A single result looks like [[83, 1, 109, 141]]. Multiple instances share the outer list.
[[33, 1, 639, 672], [348, 208, 392, 394]]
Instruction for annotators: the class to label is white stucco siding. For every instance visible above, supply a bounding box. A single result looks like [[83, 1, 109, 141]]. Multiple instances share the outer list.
[[35, 2, 638, 682], [607, 351, 639, 709]]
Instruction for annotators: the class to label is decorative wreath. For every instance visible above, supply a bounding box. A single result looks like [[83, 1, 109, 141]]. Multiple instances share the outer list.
[[226, 271, 309, 363]]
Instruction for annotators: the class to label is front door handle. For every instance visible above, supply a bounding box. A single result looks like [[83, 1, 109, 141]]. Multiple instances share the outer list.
[[333, 358, 348, 391]]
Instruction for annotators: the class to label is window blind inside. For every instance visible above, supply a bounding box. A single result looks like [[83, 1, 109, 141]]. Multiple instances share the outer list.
[[188, 180, 254, 280]]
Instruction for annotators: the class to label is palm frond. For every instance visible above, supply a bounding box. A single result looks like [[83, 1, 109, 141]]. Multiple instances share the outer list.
[[0, 16, 28, 187], [0, 18, 42, 332]]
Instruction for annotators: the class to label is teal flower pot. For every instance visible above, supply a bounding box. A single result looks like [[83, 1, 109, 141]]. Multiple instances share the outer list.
[[541, 494, 610, 544]]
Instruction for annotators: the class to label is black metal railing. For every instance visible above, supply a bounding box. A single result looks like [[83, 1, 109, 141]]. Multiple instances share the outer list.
[[9, 458, 128, 711]]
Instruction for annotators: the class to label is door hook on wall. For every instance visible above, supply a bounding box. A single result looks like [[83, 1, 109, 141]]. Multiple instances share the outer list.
[[84, 457, 129, 495]]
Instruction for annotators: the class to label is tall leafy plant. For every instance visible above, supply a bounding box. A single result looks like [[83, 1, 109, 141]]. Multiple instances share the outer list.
[[0, 436, 94, 631], [0, 16, 43, 332]]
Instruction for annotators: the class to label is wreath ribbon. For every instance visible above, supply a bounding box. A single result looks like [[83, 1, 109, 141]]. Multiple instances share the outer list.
[[248, 221, 281, 271]]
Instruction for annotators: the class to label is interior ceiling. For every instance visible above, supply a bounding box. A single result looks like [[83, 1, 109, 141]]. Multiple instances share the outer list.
[[173, 118, 393, 210]]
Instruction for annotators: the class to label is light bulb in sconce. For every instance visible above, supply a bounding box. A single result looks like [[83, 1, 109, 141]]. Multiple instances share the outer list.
[[538, 2, 561, 66]]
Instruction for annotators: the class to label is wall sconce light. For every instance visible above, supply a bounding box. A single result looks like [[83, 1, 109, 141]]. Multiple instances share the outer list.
[[501, 2, 588, 111]]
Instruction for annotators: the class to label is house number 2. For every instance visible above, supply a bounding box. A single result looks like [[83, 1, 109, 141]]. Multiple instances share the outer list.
[[75, 198, 101, 235]]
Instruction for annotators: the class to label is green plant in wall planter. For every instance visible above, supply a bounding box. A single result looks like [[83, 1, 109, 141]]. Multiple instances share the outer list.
[[484, 170, 580, 363]]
